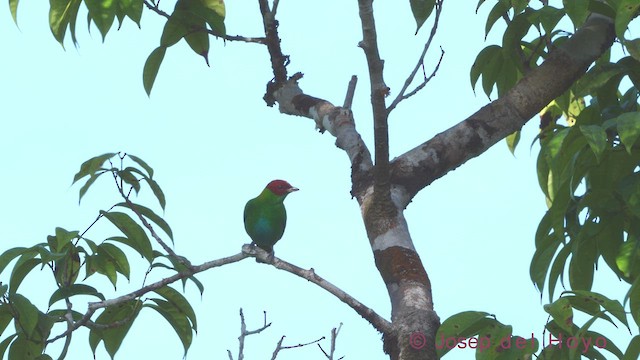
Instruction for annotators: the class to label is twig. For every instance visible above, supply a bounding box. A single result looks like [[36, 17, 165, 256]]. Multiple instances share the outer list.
[[318, 323, 343, 360], [343, 76, 358, 109], [142, 0, 266, 44], [271, 335, 325, 360], [46, 251, 249, 344], [387, 0, 444, 113], [236, 308, 271, 360], [56, 298, 74, 360], [244, 245, 392, 334]]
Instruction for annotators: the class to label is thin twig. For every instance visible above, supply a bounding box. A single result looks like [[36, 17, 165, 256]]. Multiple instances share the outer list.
[[56, 298, 74, 360], [271, 335, 325, 360], [236, 308, 272, 360], [387, 0, 444, 113], [245, 245, 392, 334], [318, 323, 343, 360], [343, 75, 358, 109], [142, 0, 266, 44]]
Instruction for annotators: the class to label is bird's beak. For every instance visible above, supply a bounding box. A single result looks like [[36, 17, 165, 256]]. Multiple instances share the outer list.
[[288, 187, 299, 193]]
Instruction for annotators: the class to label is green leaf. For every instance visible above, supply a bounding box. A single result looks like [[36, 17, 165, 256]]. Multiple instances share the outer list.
[[548, 244, 571, 302], [199, 0, 226, 35], [506, 130, 520, 155], [538, 6, 564, 35], [625, 39, 640, 62], [73, 152, 117, 183], [410, 0, 436, 34], [615, 0, 640, 40], [145, 300, 193, 355], [617, 174, 640, 218], [543, 298, 573, 333], [574, 63, 625, 97], [9, 0, 19, 24], [8, 336, 42, 360], [143, 46, 167, 96], [470, 45, 501, 92], [10, 294, 39, 337], [579, 125, 607, 162], [127, 154, 154, 178], [0, 306, 14, 338], [153, 286, 197, 331], [145, 177, 167, 210], [9, 258, 40, 296], [119, 0, 143, 26], [616, 112, 640, 153], [0, 247, 27, 276], [568, 290, 629, 329], [98, 243, 131, 280], [0, 334, 17, 359], [530, 231, 561, 292], [482, 48, 504, 99], [48, 284, 105, 307], [85, 0, 116, 41], [563, 0, 589, 28], [53, 227, 79, 253], [102, 212, 154, 262], [90, 300, 141, 359], [485, 1, 509, 37], [49, 0, 82, 46], [115, 202, 174, 243], [185, 28, 210, 65], [117, 169, 141, 194], [569, 232, 598, 291], [623, 335, 640, 360], [502, 13, 532, 61]]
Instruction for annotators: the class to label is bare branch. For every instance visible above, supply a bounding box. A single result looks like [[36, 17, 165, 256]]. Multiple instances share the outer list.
[[143, 0, 266, 44], [318, 323, 343, 360], [235, 308, 272, 360], [271, 335, 325, 360], [244, 245, 392, 334], [387, 0, 444, 113], [358, 0, 392, 202], [343, 75, 358, 109]]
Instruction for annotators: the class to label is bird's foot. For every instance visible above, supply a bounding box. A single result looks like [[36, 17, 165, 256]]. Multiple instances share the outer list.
[[255, 249, 275, 264]]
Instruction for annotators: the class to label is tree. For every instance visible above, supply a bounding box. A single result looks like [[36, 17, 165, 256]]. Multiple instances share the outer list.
[[0, 0, 639, 359]]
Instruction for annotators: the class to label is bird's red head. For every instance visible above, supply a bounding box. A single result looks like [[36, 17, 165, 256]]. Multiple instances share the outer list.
[[266, 180, 299, 196]]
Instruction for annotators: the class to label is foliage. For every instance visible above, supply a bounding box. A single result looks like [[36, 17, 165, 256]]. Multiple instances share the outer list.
[[454, 0, 640, 358], [0, 153, 198, 359]]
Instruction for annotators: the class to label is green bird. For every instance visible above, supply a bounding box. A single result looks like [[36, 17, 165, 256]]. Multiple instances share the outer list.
[[244, 179, 298, 254]]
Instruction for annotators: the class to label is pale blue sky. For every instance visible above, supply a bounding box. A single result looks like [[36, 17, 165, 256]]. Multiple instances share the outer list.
[[0, 1, 635, 359]]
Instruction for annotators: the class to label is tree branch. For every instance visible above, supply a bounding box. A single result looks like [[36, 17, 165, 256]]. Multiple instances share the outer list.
[[47, 245, 390, 345], [358, 0, 391, 204], [387, 0, 444, 113], [46, 251, 249, 344], [243, 245, 393, 334], [343, 75, 358, 109], [390, 14, 616, 203], [271, 335, 325, 360]]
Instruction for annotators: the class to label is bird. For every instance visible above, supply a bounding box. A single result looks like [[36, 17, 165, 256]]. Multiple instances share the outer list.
[[243, 180, 298, 255]]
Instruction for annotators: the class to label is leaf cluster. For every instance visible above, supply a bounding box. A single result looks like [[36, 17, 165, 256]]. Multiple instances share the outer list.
[[0, 153, 199, 360]]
